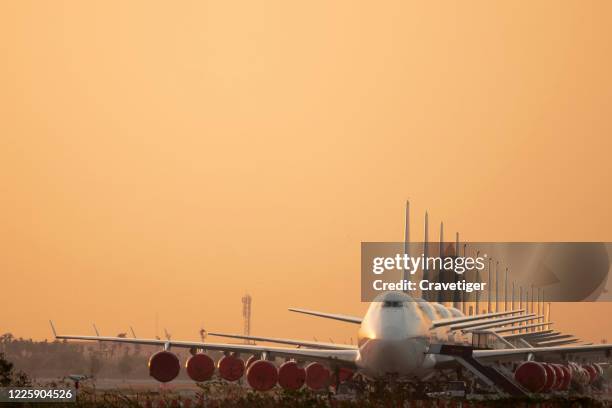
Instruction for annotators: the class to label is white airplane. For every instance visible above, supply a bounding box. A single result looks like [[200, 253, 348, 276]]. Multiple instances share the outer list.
[[50, 291, 612, 395], [50, 203, 612, 394]]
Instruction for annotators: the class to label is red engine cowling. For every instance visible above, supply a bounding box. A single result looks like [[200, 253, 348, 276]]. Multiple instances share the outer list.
[[568, 362, 580, 384], [572, 365, 589, 386], [278, 361, 306, 390], [583, 364, 598, 384], [246, 360, 278, 391], [217, 355, 245, 381], [541, 363, 556, 392], [559, 365, 572, 390], [331, 368, 354, 387], [246, 355, 258, 369], [148, 351, 180, 383], [338, 367, 354, 383], [551, 364, 564, 390], [514, 361, 547, 393], [186, 353, 215, 382], [305, 362, 330, 390]]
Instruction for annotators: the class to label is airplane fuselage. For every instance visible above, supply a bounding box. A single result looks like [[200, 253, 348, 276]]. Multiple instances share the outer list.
[[355, 292, 462, 379]]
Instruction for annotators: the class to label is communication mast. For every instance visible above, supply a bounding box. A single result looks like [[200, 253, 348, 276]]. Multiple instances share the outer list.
[[242, 294, 252, 344]]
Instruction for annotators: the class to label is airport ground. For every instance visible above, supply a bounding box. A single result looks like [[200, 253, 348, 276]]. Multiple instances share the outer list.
[[11, 376, 608, 408]]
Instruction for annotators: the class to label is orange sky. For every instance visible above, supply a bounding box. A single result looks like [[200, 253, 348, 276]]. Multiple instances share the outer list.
[[1, 1, 611, 344]]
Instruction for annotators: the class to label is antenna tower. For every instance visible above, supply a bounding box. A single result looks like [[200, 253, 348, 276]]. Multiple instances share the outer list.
[[242, 294, 252, 344]]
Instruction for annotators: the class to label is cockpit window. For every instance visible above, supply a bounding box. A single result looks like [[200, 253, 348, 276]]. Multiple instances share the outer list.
[[382, 301, 404, 308]]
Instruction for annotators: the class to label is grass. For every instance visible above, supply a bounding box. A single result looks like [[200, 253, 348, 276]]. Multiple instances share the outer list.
[[5, 380, 610, 408]]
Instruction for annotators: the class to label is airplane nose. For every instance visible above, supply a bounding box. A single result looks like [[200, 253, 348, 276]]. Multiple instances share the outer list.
[[380, 324, 405, 340], [358, 336, 425, 377]]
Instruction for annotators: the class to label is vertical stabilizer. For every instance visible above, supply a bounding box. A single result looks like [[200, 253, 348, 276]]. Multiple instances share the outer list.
[[462, 243, 468, 314], [439, 222, 444, 256], [423, 211, 429, 300], [454, 232, 461, 309], [455, 232, 459, 256], [495, 261, 499, 312], [519, 286, 524, 332], [475, 250, 481, 315], [403, 201, 410, 292], [542, 290, 546, 331], [537, 288, 541, 322], [438, 222, 444, 303], [487, 258, 492, 313], [529, 286, 534, 331], [504, 268, 509, 311]]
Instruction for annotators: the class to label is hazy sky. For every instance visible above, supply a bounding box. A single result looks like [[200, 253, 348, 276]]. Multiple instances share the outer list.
[[1, 1, 611, 344]]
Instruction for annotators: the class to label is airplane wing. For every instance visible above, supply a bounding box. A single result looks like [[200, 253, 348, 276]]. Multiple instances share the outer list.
[[459, 315, 540, 332], [496, 322, 552, 334], [503, 330, 557, 340], [473, 343, 612, 363], [287, 307, 531, 328], [53, 333, 358, 367], [531, 339, 580, 347], [530, 334, 575, 343], [288, 308, 362, 324], [431, 309, 525, 328], [446, 314, 537, 331], [287, 306, 532, 328], [206, 332, 357, 350]]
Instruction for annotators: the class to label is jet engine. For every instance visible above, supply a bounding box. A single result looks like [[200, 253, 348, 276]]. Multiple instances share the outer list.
[[246, 355, 258, 369], [217, 354, 245, 381], [514, 361, 547, 393], [148, 351, 180, 383], [246, 360, 278, 391], [551, 364, 565, 390], [278, 361, 306, 390], [331, 367, 354, 387], [185, 353, 215, 382], [594, 363, 605, 378], [570, 363, 590, 386], [559, 365, 572, 390], [541, 363, 556, 392], [305, 362, 330, 390], [584, 364, 599, 384], [338, 367, 354, 382]]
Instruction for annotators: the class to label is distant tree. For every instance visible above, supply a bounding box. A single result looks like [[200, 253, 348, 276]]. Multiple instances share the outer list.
[[0, 353, 13, 386], [0, 333, 14, 354], [0, 353, 30, 386]]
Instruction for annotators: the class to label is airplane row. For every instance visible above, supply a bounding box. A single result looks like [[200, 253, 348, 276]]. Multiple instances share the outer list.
[[50, 202, 611, 396], [51, 291, 611, 396]]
